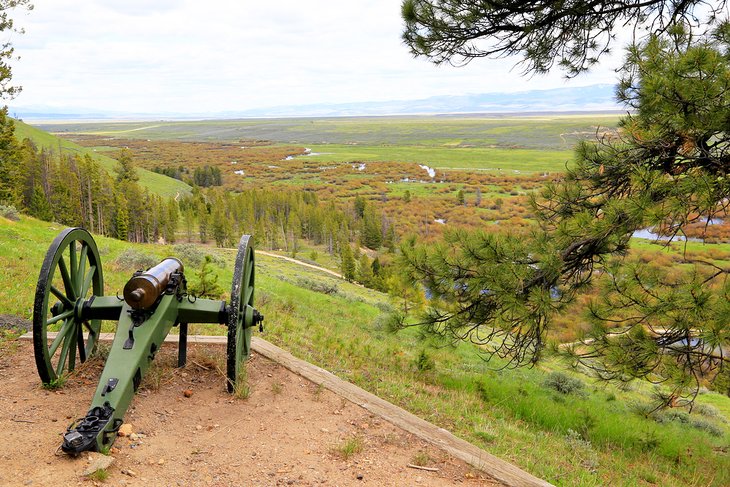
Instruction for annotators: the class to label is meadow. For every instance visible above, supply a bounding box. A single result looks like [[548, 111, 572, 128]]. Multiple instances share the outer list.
[[38, 114, 623, 174], [35, 114, 621, 150]]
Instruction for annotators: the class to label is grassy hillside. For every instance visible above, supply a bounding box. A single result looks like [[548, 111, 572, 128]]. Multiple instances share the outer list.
[[1, 215, 728, 486], [13, 121, 191, 198]]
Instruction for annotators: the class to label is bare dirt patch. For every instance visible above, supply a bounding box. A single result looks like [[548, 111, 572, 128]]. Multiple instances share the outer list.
[[0, 340, 499, 486]]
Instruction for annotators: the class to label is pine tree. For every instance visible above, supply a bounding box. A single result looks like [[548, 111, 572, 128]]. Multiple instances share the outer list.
[[164, 198, 179, 243], [197, 199, 209, 243], [362, 208, 382, 249], [398, 24, 730, 400], [212, 206, 230, 247], [340, 240, 356, 281], [28, 184, 51, 220], [353, 195, 366, 218], [114, 191, 129, 240], [456, 189, 465, 206], [188, 255, 224, 298], [0, 107, 19, 205], [183, 205, 195, 242], [115, 149, 139, 184], [357, 253, 373, 286]]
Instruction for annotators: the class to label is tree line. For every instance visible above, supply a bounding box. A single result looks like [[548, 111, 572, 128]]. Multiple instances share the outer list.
[[0, 109, 398, 291]]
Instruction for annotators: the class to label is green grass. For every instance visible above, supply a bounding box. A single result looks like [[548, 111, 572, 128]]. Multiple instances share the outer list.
[[301, 143, 572, 173], [34, 114, 621, 151], [32, 115, 618, 174], [232, 367, 251, 399], [86, 468, 109, 482], [332, 435, 364, 460], [13, 120, 191, 198], [2, 215, 728, 486]]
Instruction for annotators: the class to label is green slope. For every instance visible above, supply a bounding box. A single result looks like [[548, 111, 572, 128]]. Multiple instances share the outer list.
[[13, 120, 191, 198], [1, 216, 728, 487]]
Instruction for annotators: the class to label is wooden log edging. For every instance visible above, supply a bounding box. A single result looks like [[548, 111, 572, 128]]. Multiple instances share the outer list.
[[21, 332, 552, 487]]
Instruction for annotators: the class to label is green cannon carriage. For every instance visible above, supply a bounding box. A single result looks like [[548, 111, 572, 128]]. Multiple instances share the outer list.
[[31, 227, 263, 454]]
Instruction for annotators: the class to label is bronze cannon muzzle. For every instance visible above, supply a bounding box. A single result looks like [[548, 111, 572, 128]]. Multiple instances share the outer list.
[[123, 257, 184, 310]]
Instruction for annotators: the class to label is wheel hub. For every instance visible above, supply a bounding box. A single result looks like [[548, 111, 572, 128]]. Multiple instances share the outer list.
[[74, 298, 86, 323], [50, 301, 64, 317]]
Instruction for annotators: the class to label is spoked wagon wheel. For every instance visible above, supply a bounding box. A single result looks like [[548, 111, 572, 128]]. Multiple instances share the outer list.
[[226, 234, 256, 393], [33, 228, 104, 385]]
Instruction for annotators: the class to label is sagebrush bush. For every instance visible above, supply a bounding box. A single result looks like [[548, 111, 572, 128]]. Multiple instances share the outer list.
[[295, 277, 339, 296], [694, 403, 723, 420], [172, 243, 224, 268], [0, 205, 19, 221], [543, 371, 584, 395], [654, 410, 690, 424], [690, 419, 724, 437], [112, 249, 158, 271]]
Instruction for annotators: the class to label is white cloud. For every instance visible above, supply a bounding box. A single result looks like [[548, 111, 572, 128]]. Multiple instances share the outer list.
[[9, 1, 624, 114]]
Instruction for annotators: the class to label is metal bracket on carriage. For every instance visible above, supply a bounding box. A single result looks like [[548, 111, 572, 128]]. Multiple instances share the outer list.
[[61, 402, 116, 455], [123, 309, 151, 350]]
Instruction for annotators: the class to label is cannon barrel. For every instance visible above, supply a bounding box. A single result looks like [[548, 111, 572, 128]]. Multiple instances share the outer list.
[[123, 258, 184, 310]]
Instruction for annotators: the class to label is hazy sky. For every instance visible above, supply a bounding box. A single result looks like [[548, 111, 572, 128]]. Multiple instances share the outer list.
[[7, 1, 624, 114]]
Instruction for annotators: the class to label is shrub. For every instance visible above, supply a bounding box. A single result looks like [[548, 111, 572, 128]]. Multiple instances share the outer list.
[[188, 255, 224, 299], [628, 400, 656, 418], [173, 243, 225, 268], [295, 277, 339, 296], [0, 205, 19, 221], [654, 410, 690, 424], [112, 249, 158, 271], [543, 371, 584, 395], [694, 403, 724, 420], [414, 349, 435, 372], [690, 419, 724, 437]]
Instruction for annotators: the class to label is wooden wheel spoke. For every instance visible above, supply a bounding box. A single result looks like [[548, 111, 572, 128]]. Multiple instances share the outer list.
[[82, 320, 95, 334], [243, 284, 253, 305], [81, 265, 96, 298], [46, 309, 74, 327], [50, 285, 73, 308], [56, 333, 72, 376], [57, 256, 76, 301], [48, 319, 72, 356], [77, 243, 88, 294], [77, 322, 87, 363], [69, 242, 77, 291], [67, 327, 77, 372]]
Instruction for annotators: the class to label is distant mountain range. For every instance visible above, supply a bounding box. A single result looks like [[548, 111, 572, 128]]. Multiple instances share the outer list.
[[9, 84, 620, 120]]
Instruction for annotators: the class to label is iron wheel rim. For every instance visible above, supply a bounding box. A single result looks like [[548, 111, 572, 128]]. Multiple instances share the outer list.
[[226, 234, 255, 393]]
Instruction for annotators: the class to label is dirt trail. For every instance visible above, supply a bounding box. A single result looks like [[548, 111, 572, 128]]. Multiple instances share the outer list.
[[0, 341, 498, 486], [255, 251, 344, 279]]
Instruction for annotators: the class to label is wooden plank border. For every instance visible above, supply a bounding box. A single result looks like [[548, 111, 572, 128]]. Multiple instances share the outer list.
[[21, 333, 552, 487]]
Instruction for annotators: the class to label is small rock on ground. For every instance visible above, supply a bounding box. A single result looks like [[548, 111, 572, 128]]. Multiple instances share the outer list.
[[82, 453, 114, 476]]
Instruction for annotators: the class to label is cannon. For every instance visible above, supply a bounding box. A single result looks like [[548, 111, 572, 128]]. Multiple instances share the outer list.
[[31, 227, 263, 454]]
